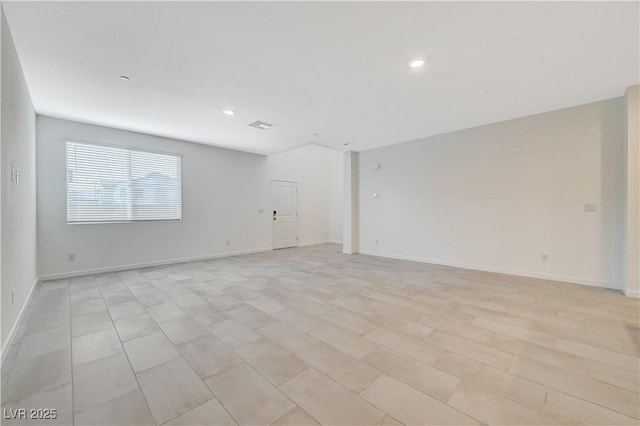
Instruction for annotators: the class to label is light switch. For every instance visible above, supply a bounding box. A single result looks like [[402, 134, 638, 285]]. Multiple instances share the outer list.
[[584, 204, 597, 213]]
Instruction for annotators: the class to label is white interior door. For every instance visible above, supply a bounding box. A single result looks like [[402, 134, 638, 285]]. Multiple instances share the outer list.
[[272, 180, 298, 249]]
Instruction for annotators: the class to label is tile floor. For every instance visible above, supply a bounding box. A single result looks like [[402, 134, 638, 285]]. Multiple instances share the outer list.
[[1, 244, 639, 425]]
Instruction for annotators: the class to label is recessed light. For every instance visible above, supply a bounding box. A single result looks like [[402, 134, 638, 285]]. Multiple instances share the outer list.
[[119, 75, 130, 81], [222, 109, 235, 116], [409, 58, 425, 68]]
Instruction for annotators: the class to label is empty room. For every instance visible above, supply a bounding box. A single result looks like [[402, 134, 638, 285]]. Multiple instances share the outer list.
[[1, 1, 639, 425]]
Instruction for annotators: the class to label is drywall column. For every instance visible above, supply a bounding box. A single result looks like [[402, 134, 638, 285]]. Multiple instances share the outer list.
[[0, 8, 3, 340], [624, 85, 639, 298], [343, 151, 358, 254]]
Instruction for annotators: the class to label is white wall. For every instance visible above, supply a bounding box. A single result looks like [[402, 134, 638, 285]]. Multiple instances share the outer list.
[[624, 85, 639, 297], [1, 8, 38, 352], [37, 116, 272, 278], [267, 144, 342, 246], [358, 98, 625, 289]]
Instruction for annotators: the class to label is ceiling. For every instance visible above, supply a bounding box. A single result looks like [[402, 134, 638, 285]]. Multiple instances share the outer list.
[[3, 1, 638, 155]]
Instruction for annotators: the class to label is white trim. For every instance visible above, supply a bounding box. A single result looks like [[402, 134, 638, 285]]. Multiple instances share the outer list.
[[624, 289, 640, 298], [299, 241, 343, 247], [1, 277, 39, 364], [38, 247, 273, 281], [298, 240, 330, 247], [358, 249, 619, 291]]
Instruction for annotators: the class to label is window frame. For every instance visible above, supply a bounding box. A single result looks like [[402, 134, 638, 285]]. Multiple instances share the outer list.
[[65, 139, 183, 225]]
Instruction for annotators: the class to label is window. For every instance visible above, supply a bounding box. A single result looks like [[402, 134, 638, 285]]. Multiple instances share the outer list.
[[66, 141, 182, 223]]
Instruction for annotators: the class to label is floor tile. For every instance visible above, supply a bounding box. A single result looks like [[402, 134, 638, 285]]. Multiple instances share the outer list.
[[71, 298, 107, 318], [177, 335, 242, 380], [108, 301, 145, 321], [360, 375, 478, 425], [165, 398, 236, 425], [235, 339, 309, 385], [26, 310, 70, 335], [1, 382, 72, 426], [270, 308, 324, 332], [17, 326, 71, 360], [137, 357, 213, 424], [71, 311, 113, 338], [297, 342, 382, 393], [319, 309, 377, 335], [258, 321, 318, 354], [5, 245, 637, 426], [207, 318, 263, 349], [227, 305, 277, 329], [364, 347, 459, 402], [158, 316, 210, 345], [434, 351, 547, 410], [364, 327, 442, 365], [114, 313, 160, 342], [271, 406, 319, 425], [74, 389, 154, 426], [554, 337, 640, 373], [279, 368, 384, 425], [205, 363, 294, 425], [146, 303, 188, 323], [282, 297, 333, 316], [425, 330, 513, 370], [2, 349, 71, 404], [544, 388, 639, 425], [72, 328, 122, 366], [185, 304, 228, 326], [309, 324, 378, 359], [72, 352, 139, 413], [509, 356, 639, 418], [123, 332, 180, 372], [447, 381, 563, 425], [136, 291, 171, 307]]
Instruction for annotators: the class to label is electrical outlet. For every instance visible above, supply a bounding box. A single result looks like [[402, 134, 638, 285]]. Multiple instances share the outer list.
[[226, 240, 230, 246], [375, 240, 379, 245], [541, 254, 549, 263], [68, 253, 76, 262], [584, 204, 597, 213]]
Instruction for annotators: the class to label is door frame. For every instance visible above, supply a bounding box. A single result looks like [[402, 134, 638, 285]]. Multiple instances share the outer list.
[[271, 179, 298, 249]]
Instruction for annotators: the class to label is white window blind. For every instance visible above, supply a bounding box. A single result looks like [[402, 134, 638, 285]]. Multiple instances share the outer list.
[[66, 141, 182, 223]]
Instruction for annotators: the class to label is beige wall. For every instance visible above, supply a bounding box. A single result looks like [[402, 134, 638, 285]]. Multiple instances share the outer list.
[[37, 116, 272, 279], [358, 98, 625, 290], [624, 85, 639, 297], [1, 7, 38, 354]]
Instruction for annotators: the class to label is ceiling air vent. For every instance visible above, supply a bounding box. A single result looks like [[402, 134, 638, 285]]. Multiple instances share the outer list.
[[248, 120, 274, 130]]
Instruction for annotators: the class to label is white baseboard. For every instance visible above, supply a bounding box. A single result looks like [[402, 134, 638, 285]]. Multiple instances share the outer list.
[[358, 249, 618, 291], [298, 240, 330, 247], [1, 277, 39, 364], [38, 247, 273, 281], [298, 240, 341, 247], [624, 289, 640, 298]]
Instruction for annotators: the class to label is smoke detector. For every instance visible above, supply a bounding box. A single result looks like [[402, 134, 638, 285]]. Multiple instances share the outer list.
[[248, 120, 274, 130]]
